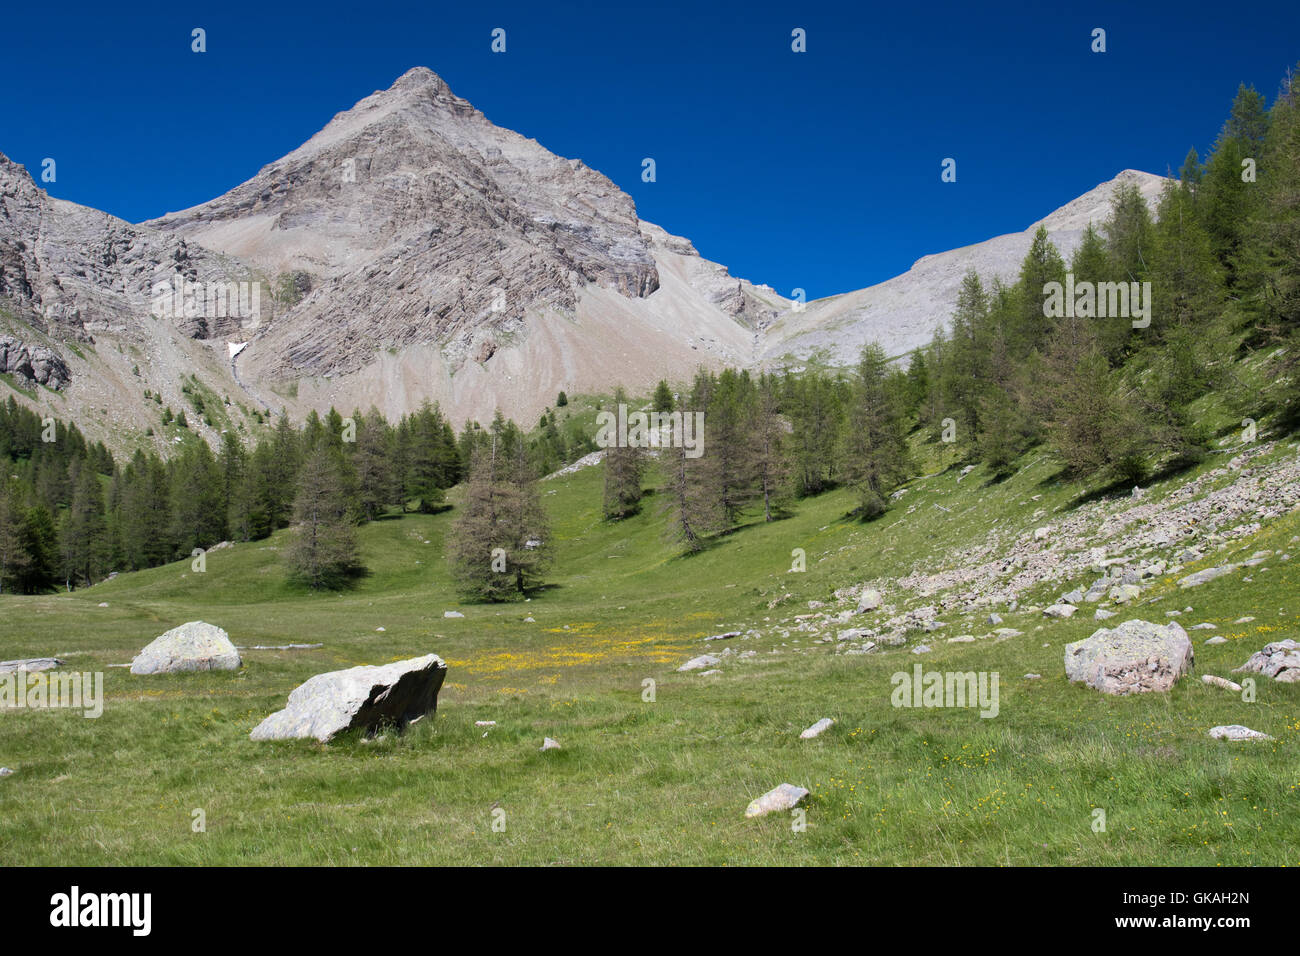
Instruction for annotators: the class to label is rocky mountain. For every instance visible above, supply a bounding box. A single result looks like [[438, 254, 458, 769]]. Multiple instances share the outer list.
[[0, 66, 1167, 451], [759, 169, 1168, 365]]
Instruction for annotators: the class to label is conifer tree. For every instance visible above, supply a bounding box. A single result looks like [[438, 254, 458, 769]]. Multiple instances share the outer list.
[[285, 446, 361, 590], [602, 387, 644, 520]]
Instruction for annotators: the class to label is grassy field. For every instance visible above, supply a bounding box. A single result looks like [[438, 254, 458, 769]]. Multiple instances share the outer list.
[[1, 437, 1298, 865]]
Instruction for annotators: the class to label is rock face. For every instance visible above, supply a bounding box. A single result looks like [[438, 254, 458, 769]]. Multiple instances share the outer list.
[[130, 622, 242, 675], [250, 653, 447, 742], [744, 783, 809, 818], [0, 336, 71, 390], [1064, 620, 1194, 695], [1232, 639, 1300, 683], [147, 67, 659, 386]]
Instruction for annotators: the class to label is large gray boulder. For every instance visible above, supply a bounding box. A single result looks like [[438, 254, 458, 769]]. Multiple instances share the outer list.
[[250, 654, 447, 742], [1064, 620, 1193, 695], [1232, 639, 1300, 683], [130, 622, 241, 675]]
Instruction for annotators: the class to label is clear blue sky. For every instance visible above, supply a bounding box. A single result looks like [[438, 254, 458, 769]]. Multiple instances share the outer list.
[[2, 0, 1297, 299]]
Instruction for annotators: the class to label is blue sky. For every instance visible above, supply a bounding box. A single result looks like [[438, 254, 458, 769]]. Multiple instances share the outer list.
[[2, 0, 1297, 298]]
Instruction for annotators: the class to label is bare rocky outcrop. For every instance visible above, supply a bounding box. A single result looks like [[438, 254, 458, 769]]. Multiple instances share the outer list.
[[0, 335, 70, 389]]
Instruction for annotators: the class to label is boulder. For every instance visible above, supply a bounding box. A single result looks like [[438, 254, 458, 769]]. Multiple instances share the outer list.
[[1094, 608, 1116, 621], [250, 654, 447, 742], [745, 783, 809, 818], [1201, 674, 1242, 692], [1232, 639, 1300, 683], [1063, 620, 1193, 695], [130, 622, 241, 675], [1043, 604, 1077, 619], [1108, 584, 1141, 604], [540, 737, 561, 751], [856, 588, 883, 612], [1208, 725, 1273, 741]]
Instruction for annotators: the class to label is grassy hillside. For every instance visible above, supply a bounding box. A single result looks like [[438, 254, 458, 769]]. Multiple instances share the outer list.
[[1, 427, 1298, 865]]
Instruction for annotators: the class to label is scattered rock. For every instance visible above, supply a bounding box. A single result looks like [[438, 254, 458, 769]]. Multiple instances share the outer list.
[[1205, 636, 1227, 645], [250, 654, 447, 742], [1094, 609, 1116, 621], [799, 718, 834, 739], [678, 654, 721, 672], [911, 644, 932, 655], [856, 588, 883, 612], [744, 783, 809, 819], [540, 737, 561, 751], [0, 767, 13, 777], [986, 612, 1003, 626], [1201, 674, 1242, 692], [443, 611, 464, 618], [704, 631, 742, 642], [130, 622, 241, 675], [1232, 640, 1300, 683], [1208, 725, 1273, 741], [1064, 620, 1194, 695], [1043, 604, 1077, 619], [1178, 566, 1236, 588], [1024, 673, 1041, 680], [0, 658, 64, 674]]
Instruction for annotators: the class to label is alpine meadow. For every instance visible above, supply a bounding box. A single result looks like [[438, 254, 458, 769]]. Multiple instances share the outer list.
[[1, 4, 1299, 909]]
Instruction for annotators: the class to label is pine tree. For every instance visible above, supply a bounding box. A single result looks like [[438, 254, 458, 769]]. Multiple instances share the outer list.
[[353, 408, 395, 521], [602, 386, 644, 520], [285, 447, 361, 590], [842, 344, 912, 518], [752, 372, 792, 521], [448, 426, 551, 598], [60, 464, 107, 588], [0, 480, 30, 594]]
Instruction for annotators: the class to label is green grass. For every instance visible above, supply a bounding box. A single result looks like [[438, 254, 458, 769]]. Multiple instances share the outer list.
[[1, 438, 1298, 865]]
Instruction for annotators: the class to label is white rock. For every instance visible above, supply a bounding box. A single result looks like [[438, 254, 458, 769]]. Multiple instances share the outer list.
[[541, 737, 561, 750], [799, 718, 834, 739], [130, 622, 241, 675], [1201, 674, 1242, 692], [443, 611, 464, 618], [1208, 725, 1273, 741], [677, 654, 721, 672], [745, 783, 809, 818]]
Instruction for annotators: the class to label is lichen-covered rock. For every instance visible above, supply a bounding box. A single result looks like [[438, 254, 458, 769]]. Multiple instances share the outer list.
[[250, 654, 447, 742], [130, 622, 241, 675], [1064, 620, 1193, 695], [1232, 639, 1300, 683]]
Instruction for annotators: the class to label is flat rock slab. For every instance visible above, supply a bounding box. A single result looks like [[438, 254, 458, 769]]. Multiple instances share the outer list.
[[1232, 639, 1300, 683], [799, 718, 834, 739], [250, 654, 447, 742], [0, 658, 64, 674], [1208, 725, 1273, 741], [131, 622, 241, 675], [678, 654, 721, 672], [745, 783, 809, 818], [1064, 620, 1193, 695], [1178, 566, 1236, 588]]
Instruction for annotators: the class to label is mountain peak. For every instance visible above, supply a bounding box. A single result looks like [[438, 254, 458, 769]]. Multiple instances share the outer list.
[[388, 66, 451, 96]]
